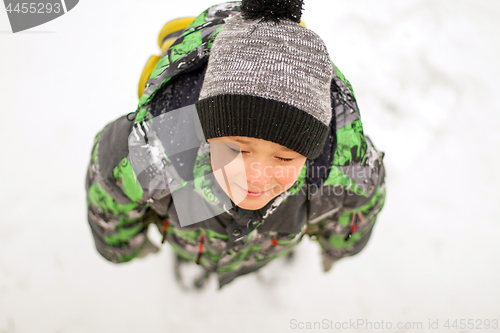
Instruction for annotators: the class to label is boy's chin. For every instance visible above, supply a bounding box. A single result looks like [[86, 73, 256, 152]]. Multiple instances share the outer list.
[[233, 196, 273, 211]]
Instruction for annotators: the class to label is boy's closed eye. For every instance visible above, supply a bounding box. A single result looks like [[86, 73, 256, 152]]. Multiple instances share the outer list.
[[226, 145, 294, 162]]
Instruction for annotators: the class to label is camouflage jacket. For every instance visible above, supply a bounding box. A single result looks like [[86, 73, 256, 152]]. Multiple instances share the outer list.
[[85, 2, 386, 289]]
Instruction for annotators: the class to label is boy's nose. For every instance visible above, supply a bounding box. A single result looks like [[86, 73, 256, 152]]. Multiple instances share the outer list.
[[246, 161, 272, 187]]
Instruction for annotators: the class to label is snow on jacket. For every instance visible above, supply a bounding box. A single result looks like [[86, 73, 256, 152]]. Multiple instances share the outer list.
[[85, 2, 386, 288]]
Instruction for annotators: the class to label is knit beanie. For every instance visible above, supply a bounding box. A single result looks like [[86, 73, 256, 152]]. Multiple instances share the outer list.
[[195, 0, 333, 159]]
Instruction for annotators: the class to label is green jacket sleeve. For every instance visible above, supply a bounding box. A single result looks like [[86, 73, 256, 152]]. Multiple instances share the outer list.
[[85, 115, 154, 263], [309, 141, 386, 272], [306, 63, 387, 272]]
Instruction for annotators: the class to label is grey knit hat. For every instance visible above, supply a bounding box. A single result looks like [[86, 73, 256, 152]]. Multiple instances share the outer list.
[[195, 0, 333, 159]]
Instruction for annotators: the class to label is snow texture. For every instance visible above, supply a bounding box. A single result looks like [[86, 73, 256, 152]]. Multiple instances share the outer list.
[[0, 0, 499, 332]]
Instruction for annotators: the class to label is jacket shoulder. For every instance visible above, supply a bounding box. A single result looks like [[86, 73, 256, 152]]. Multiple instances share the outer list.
[[306, 63, 367, 186], [135, 2, 241, 122], [95, 115, 145, 204]]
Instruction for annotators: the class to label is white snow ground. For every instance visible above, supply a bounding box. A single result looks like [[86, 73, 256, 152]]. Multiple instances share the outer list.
[[1, 0, 499, 332]]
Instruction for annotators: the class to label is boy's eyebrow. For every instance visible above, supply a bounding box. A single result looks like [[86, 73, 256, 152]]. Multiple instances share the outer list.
[[233, 138, 295, 152]]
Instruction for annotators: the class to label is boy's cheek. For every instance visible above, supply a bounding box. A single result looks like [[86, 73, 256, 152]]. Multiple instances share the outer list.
[[276, 176, 298, 191], [275, 164, 303, 186], [210, 151, 246, 180], [223, 165, 246, 181], [215, 167, 248, 188]]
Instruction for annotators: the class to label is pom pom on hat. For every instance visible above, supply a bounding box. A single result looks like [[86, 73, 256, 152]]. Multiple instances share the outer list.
[[240, 0, 304, 23]]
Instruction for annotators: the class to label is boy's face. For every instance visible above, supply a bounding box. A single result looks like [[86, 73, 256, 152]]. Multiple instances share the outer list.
[[207, 136, 307, 211]]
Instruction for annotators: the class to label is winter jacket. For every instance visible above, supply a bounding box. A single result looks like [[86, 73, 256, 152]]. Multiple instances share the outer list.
[[85, 2, 386, 289]]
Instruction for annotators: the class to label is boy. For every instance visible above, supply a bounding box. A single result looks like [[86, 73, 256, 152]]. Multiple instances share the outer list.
[[85, 0, 386, 289]]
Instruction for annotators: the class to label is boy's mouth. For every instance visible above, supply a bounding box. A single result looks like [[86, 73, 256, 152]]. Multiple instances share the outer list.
[[234, 184, 270, 197]]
